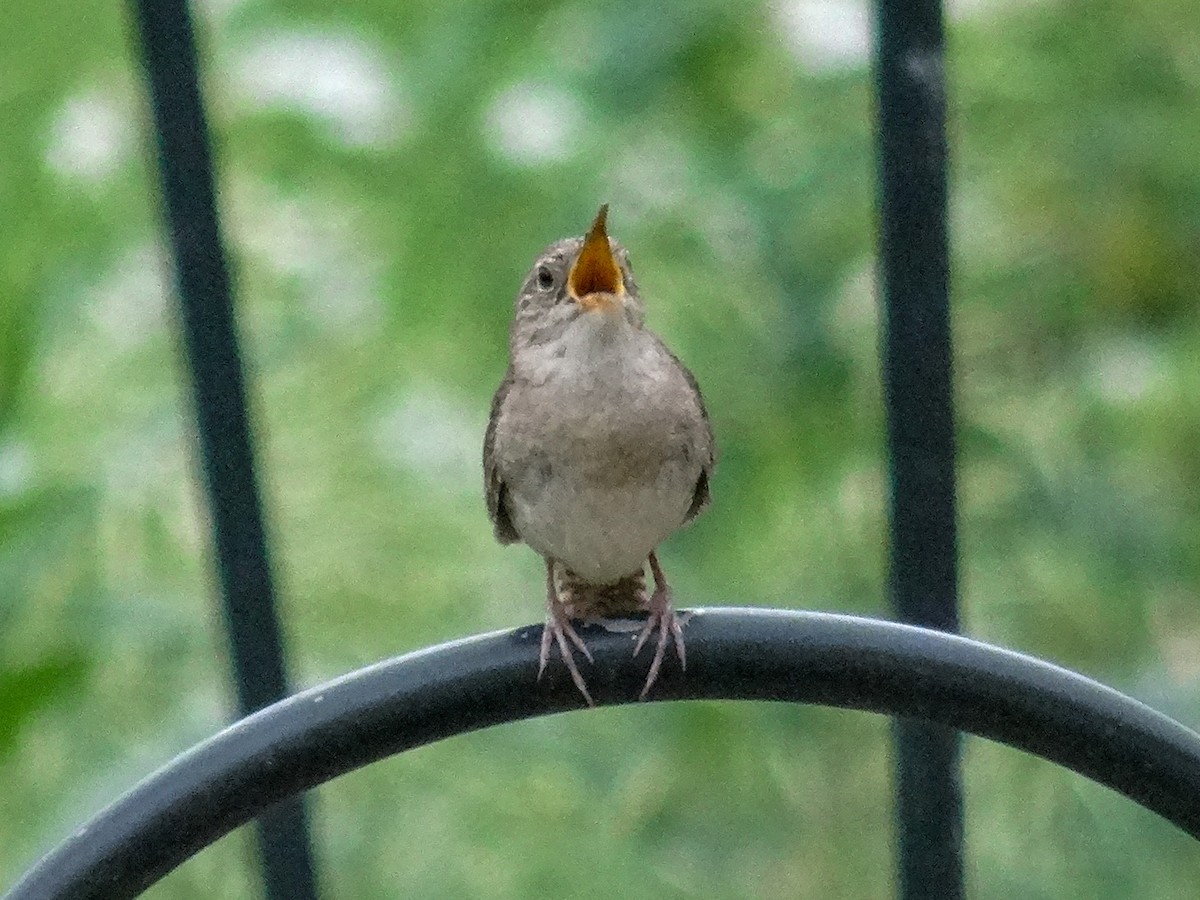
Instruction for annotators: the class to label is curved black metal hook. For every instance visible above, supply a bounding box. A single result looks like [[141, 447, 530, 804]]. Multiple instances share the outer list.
[[8, 608, 1200, 900]]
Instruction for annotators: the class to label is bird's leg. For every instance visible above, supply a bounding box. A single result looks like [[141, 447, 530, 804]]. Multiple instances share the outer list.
[[633, 550, 686, 699], [539, 558, 595, 706]]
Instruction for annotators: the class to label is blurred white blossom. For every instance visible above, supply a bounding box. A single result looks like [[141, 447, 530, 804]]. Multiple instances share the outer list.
[[44, 87, 134, 184], [227, 29, 411, 149], [484, 82, 581, 166]]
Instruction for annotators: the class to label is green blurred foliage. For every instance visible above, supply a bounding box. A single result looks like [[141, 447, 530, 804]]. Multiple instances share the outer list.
[[2, 0, 1199, 896]]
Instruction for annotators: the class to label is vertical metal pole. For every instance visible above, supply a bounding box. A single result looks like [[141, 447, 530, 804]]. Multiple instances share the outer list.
[[128, 1, 320, 897], [873, 1, 965, 898]]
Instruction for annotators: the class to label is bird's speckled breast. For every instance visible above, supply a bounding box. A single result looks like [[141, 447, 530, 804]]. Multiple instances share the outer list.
[[497, 321, 704, 582]]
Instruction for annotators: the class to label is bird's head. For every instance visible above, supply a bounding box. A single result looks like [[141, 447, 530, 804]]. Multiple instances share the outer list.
[[510, 205, 645, 351]]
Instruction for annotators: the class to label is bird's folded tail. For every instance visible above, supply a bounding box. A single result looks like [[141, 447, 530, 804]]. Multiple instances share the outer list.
[[558, 566, 648, 619]]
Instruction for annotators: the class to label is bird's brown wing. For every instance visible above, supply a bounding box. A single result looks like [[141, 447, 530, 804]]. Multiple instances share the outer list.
[[483, 366, 521, 544], [654, 335, 716, 525]]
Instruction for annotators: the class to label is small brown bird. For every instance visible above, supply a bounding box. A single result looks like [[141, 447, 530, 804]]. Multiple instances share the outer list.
[[483, 205, 715, 703]]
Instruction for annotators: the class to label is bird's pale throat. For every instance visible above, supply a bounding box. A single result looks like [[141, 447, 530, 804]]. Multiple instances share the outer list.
[[568, 204, 624, 304]]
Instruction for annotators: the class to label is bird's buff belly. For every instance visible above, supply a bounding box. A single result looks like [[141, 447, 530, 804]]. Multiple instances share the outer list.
[[508, 467, 694, 583]]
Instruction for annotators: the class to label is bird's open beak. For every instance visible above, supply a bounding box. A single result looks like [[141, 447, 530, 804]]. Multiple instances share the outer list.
[[568, 205, 624, 313]]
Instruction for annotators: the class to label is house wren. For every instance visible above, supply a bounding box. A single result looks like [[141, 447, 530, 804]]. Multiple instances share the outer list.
[[483, 205, 715, 704]]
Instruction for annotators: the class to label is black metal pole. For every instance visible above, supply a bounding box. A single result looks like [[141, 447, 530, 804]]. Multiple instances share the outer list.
[[127, 1, 319, 897], [10, 609, 1200, 900], [873, 1, 964, 898]]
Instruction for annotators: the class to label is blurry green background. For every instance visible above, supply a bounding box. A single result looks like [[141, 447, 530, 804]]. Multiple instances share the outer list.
[[3, 0, 1200, 896]]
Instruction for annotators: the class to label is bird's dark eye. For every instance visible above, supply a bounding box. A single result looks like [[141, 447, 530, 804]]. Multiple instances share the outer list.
[[536, 266, 555, 291]]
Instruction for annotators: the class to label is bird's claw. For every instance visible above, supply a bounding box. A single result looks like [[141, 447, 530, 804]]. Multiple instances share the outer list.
[[540, 605, 595, 706], [633, 586, 686, 700]]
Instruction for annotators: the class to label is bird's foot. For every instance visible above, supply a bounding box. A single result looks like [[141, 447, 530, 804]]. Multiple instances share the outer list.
[[633, 584, 686, 700], [539, 596, 595, 706]]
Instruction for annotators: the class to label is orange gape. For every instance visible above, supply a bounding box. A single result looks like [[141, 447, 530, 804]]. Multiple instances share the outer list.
[[568, 204, 624, 300]]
